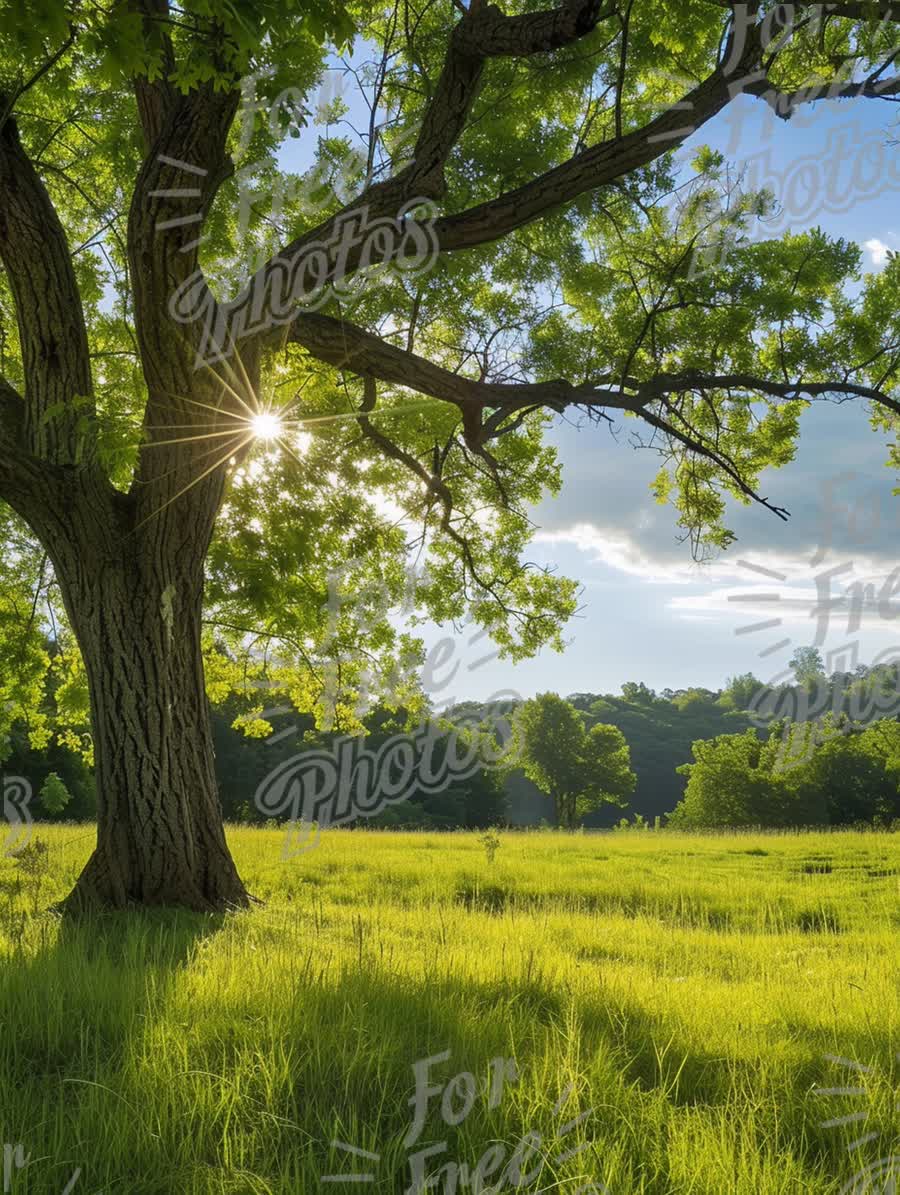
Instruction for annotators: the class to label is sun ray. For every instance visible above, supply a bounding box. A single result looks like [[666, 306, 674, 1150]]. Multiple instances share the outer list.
[[142, 423, 232, 431], [279, 397, 443, 429], [140, 427, 251, 449], [133, 424, 253, 489], [156, 390, 238, 420], [275, 436, 310, 469], [224, 326, 258, 405], [189, 351, 258, 418], [130, 431, 254, 533], [193, 363, 258, 419], [196, 325, 260, 416]]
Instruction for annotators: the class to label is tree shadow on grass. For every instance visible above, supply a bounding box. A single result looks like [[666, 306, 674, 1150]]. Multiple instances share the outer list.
[[0, 907, 225, 1193], [0, 907, 888, 1194], [0, 917, 590, 1194]]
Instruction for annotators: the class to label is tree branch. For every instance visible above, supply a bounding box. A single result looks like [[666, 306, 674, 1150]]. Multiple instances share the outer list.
[[128, 83, 240, 342], [454, 0, 617, 57], [399, 0, 618, 202], [0, 108, 94, 465], [744, 69, 900, 115], [126, 72, 248, 539], [281, 313, 900, 527], [429, 54, 761, 253], [632, 370, 900, 419], [283, 310, 625, 425], [0, 24, 77, 133], [355, 376, 551, 631], [0, 374, 78, 528], [223, 25, 762, 370], [235, 0, 623, 341]]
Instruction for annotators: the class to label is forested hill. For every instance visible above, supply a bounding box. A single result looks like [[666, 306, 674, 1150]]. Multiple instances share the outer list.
[[572, 690, 754, 824], [3, 680, 751, 828], [8, 657, 900, 828], [464, 660, 900, 825]]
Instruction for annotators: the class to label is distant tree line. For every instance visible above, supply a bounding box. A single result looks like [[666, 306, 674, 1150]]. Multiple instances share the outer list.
[[4, 646, 900, 831], [456, 652, 900, 829]]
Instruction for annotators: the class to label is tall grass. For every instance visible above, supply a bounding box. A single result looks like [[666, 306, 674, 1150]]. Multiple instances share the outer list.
[[0, 826, 896, 1193]]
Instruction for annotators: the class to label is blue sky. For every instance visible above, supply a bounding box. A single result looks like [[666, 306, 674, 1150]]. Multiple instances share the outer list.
[[417, 92, 900, 706]]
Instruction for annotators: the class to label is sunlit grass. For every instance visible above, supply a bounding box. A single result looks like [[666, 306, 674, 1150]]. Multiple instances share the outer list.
[[0, 827, 896, 1193]]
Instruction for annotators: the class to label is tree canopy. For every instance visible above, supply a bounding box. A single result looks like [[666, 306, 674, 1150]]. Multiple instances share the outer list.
[[672, 717, 900, 828], [2, 1, 900, 742]]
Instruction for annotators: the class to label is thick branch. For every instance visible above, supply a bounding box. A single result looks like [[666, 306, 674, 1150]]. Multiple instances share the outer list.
[[283, 311, 622, 419], [402, 0, 617, 201], [455, 0, 616, 56], [127, 76, 249, 539], [0, 375, 89, 536], [0, 109, 94, 464], [429, 54, 761, 252], [127, 78, 243, 508], [243, 0, 622, 324], [128, 84, 240, 336], [283, 314, 900, 524], [230, 31, 759, 366]]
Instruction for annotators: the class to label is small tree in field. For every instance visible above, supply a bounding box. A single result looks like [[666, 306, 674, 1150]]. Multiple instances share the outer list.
[[39, 772, 72, 817], [511, 693, 635, 828]]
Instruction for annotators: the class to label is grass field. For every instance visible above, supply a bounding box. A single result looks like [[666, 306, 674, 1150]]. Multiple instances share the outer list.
[[0, 826, 897, 1194]]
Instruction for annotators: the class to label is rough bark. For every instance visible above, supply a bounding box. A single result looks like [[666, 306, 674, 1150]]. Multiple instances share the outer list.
[[46, 481, 250, 914], [0, 53, 255, 912]]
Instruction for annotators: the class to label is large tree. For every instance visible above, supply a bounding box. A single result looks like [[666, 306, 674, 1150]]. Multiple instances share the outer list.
[[1, 0, 900, 910]]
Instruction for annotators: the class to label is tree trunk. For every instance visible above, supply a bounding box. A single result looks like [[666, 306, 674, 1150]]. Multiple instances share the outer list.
[[556, 792, 576, 830], [47, 493, 250, 914], [0, 86, 257, 913]]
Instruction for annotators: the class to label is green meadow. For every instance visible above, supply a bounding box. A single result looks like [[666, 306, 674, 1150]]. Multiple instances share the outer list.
[[0, 827, 897, 1194]]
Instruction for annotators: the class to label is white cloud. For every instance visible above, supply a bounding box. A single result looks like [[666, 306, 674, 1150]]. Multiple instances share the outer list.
[[669, 559, 900, 631], [865, 236, 896, 267], [533, 523, 698, 584], [532, 522, 851, 587]]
